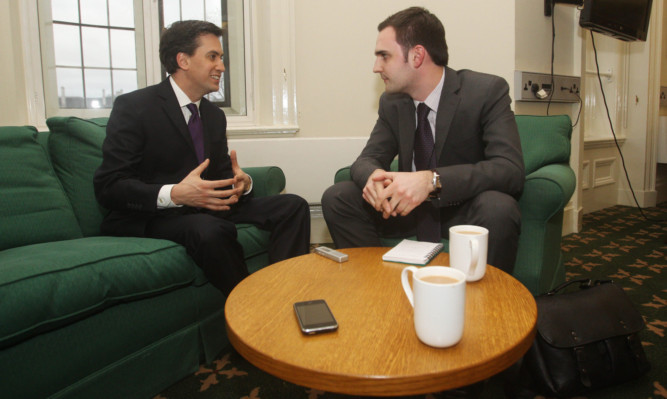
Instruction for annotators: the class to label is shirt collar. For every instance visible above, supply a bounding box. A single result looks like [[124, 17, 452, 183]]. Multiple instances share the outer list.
[[414, 68, 445, 113], [169, 76, 201, 108]]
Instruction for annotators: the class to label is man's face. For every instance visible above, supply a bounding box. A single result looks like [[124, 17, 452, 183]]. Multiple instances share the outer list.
[[179, 33, 225, 100], [373, 27, 414, 94]]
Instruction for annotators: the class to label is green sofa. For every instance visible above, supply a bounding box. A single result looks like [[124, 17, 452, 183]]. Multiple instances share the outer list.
[[334, 115, 576, 295], [0, 117, 286, 398]]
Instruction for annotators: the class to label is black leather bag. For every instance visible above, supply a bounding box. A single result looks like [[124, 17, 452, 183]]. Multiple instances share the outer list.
[[519, 279, 650, 397]]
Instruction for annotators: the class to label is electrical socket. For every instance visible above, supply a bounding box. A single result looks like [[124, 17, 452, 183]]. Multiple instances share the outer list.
[[515, 71, 581, 103]]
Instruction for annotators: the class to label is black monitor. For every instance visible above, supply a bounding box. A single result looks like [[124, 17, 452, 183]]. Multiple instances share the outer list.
[[579, 0, 653, 41]]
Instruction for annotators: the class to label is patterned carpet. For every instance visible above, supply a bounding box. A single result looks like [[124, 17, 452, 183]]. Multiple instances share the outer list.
[[156, 203, 666, 399]]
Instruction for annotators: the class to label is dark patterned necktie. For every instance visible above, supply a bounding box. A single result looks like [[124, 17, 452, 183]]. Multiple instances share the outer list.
[[186, 103, 204, 163], [413, 103, 441, 242]]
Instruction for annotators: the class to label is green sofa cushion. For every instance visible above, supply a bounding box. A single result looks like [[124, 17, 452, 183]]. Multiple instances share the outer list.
[[0, 236, 196, 349], [515, 115, 572, 175], [46, 117, 109, 237], [0, 126, 82, 251]]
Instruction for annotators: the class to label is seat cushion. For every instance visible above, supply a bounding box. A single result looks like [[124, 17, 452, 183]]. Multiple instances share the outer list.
[[46, 117, 109, 237], [0, 126, 82, 251], [515, 115, 572, 175], [0, 236, 196, 349]]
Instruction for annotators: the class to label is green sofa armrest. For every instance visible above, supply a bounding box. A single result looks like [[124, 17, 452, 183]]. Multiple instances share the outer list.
[[519, 163, 576, 222], [514, 162, 576, 294], [245, 166, 285, 198]]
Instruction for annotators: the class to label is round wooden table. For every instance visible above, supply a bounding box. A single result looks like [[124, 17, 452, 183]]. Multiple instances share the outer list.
[[225, 247, 537, 396]]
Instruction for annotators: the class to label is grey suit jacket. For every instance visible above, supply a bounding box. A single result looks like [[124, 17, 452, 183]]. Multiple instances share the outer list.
[[350, 67, 525, 207]]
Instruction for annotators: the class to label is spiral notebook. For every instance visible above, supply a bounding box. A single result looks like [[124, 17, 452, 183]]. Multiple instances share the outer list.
[[382, 239, 444, 265]]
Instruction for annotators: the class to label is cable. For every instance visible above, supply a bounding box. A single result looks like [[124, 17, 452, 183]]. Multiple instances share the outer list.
[[571, 91, 582, 127], [590, 31, 664, 222], [547, 0, 556, 115]]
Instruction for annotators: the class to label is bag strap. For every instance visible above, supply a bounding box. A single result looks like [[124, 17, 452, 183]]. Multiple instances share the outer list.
[[545, 278, 613, 296]]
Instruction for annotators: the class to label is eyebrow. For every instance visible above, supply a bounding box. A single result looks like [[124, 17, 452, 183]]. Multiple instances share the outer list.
[[375, 50, 389, 56]]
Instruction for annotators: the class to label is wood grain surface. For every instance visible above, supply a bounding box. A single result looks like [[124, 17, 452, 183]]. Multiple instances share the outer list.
[[225, 247, 537, 396]]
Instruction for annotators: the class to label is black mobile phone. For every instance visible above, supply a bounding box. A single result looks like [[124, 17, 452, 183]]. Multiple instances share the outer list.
[[293, 299, 338, 335]]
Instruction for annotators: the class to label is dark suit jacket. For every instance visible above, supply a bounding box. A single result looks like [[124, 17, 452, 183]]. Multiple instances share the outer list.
[[94, 78, 234, 237], [350, 66, 525, 207]]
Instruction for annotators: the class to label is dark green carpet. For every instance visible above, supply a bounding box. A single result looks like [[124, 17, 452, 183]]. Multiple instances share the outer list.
[[157, 203, 666, 399]]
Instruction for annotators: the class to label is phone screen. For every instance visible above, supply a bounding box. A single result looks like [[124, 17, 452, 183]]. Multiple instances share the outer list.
[[294, 299, 338, 334]]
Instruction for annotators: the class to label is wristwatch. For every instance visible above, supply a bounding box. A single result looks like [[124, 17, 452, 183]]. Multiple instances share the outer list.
[[429, 169, 441, 199]]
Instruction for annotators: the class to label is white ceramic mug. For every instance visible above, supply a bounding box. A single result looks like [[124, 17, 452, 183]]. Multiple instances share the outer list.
[[449, 225, 488, 282], [401, 266, 466, 348]]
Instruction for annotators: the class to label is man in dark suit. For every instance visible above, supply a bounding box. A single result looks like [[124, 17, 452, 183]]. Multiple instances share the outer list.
[[94, 20, 310, 295], [322, 7, 524, 273]]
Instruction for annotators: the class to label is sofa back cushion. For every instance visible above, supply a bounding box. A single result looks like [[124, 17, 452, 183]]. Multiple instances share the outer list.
[[0, 126, 82, 250], [515, 115, 572, 175], [46, 117, 108, 237]]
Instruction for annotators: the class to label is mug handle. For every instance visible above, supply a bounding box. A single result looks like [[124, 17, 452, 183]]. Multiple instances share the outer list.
[[468, 239, 479, 277], [401, 266, 419, 307]]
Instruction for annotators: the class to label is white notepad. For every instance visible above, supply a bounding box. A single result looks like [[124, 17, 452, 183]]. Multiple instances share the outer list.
[[382, 239, 444, 265]]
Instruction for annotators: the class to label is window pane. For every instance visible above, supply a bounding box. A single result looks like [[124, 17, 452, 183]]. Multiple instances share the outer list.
[[51, 0, 79, 23], [53, 24, 81, 67], [112, 70, 138, 98], [109, 0, 134, 27], [85, 68, 112, 108], [162, 0, 180, 27], [110, 30, 136, 68], [206, 87, 225, 103], [56, 68, 84, 108], [82, 27, 110, 67], [205, 0, 222, 27], [80, 0, 108, 26], [181, 0, 205, 21]]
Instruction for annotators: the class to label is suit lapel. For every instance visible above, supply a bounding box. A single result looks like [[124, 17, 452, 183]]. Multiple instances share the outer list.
[[157, 79, 198, 157], [434, 67, 461, 163]]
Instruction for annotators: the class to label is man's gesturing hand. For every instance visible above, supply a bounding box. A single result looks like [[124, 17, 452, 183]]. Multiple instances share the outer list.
[[230, 150, 251, 194], [171, 159, 242, 211]]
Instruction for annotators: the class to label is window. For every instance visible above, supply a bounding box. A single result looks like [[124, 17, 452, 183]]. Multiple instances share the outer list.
[[23, 0, 297, 134], [37, 0, 146, 116], [158, 0, 246, 112], [36, 0, 245, 117]]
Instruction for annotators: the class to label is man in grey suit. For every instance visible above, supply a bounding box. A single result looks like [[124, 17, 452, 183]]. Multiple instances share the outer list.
[[322, 7, 524, 273], [94, 20, 310, 295]]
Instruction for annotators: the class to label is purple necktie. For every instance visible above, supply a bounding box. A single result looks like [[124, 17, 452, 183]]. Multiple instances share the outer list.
[[413, 103, 441, 242], [186, 103, 204, 163]]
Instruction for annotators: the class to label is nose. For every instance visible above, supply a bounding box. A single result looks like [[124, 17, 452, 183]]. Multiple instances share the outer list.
[[217, 57, 225, 73], [373, 58, 382, 73]]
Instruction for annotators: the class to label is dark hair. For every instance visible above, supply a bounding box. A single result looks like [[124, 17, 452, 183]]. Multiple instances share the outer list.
[[378, 7, 448, 67], [159, 20, 223, 74]]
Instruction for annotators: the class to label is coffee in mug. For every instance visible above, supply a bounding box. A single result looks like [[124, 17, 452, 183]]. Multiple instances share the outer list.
[[449, 225, 489, 282], [419, 275, 460, 285], [401, 266, 466, 348]]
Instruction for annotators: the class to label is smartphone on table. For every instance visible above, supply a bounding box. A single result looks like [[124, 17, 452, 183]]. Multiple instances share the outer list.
[[293, 299, 338, 335]]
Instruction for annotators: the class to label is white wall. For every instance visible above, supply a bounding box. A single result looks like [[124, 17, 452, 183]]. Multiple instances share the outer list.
[[0, 0, 28, 125]]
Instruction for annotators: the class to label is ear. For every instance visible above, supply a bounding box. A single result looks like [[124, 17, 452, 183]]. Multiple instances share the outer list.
[[176, 52, 190, 71], [410, 45, 426, 68]]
